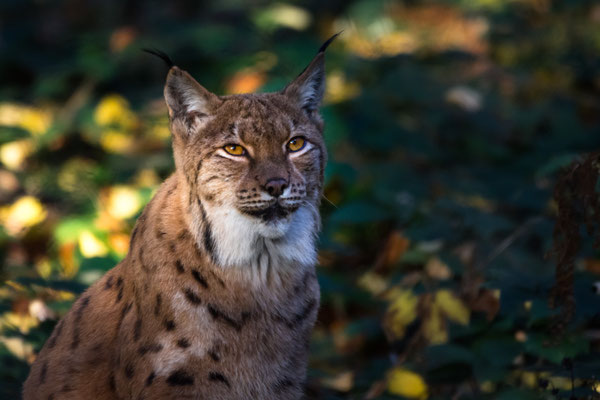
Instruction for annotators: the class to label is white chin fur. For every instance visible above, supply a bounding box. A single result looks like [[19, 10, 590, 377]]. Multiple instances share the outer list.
[[199, 203, 318, 275], [255, 215, 293, 239]]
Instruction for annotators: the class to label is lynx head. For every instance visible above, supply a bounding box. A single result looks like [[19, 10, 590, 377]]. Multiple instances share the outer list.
[[158, 36, 336, 269]]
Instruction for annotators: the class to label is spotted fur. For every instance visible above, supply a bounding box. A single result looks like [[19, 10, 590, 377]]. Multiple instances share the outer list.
[[23, 37, 334, 400]]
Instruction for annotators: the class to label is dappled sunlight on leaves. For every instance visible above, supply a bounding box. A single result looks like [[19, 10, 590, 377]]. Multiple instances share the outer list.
[[1, 1, 600, 398]]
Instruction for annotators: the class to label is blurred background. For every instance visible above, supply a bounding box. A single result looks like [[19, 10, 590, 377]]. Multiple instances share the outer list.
[[2, 0, 600, 399]]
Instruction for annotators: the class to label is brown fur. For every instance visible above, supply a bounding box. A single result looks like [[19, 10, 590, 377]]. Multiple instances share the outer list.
[[23, 42, 332, 399]]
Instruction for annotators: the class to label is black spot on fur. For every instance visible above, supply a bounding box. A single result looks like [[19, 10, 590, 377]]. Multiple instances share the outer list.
[[116, 280, 124, 304], [208, 372, 231, 388], [290, 299, 317, 328], [71, 296, 90, 349], [208, 349, 220, 362], [207, 304, 249, 332], [47, 395, 54, 400], [109, 373, 116, 392], [138, 343, 163, 356], [169, 242, 176, 253], [154, 294, 162, 316], [145, 371, 156, 387], [203, 222, 216, 261], [133, 318, 142, 341], [40, 361, 47, 384], [124, 363, 135, 379], [117, 302, 133, 333], [104, 275, 114, 290], [177, 230, 190, 241], [47, 319, 64, 348], [176, 338, 191, 348], [184, 288, 202, 305], [276, 299, 317, 329], [198, 200, 218, 264], [191, 269, 208, 289], [61, 384, 73, 393], [175, 259, 185, 273], [167, 369, 194, 386], [164, 319, 176, 331], [274, 378, 295, 392]]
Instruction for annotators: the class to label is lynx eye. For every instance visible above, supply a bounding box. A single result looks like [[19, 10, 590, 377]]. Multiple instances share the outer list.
[[287, 137, 306, 152], [223, 144, 246, 156]]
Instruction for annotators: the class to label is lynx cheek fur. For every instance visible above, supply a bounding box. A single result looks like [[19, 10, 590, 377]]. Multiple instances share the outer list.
[[23, 36, 337, 400]]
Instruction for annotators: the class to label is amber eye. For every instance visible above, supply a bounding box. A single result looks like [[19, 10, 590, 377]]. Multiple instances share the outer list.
[[287, 137, 306, 152], [223, 144, 246, 156]]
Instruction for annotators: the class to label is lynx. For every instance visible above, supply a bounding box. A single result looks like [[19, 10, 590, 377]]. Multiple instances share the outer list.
[[23, 34, 337, 399]]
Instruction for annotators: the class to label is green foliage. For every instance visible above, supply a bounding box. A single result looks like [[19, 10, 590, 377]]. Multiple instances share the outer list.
[[1, 0, 600, 399]]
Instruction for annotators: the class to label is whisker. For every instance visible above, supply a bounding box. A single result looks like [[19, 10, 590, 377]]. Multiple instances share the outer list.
[[321, 194, 338, 208]]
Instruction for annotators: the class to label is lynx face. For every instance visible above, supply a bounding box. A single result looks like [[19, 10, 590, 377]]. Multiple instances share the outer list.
[[164, 50, 329, 267]]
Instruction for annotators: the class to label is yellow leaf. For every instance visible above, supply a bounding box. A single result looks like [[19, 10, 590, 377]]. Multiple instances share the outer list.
[[109, 232, 130, 256], [0, 103, 52, 136], [357, 271, 388, 296], [387, 367, 428, 399], [385, 289, 418, 339], [1, 195, 47, 236], [321, 371, 354, 392], [425, 257, 452, 280], [1, 312, 39, 334], [435, 289, 470, 325], [0, 139, 34, 170], [0, 335, 34, 361], [134, 169, 160, 188], [100, 129, 135, 153], [423, 304, 447, 345], [94, 94, 137, 129], [35, 258, 52, 279], [78, 230, 108, 258], [257, 4, 312, 31], [107, 185, 142, 220], [59, 242, 78, 278], [325, 71, 361, 104]]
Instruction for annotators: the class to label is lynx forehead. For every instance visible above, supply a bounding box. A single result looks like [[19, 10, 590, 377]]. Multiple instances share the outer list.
[[23, 34, 337, 400]]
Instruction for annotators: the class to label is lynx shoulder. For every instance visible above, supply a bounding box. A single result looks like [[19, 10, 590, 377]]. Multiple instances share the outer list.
[[22, 35, 338, 400]]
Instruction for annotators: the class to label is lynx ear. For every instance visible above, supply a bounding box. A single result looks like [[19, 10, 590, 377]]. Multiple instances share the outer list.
[[164, 67, 221, 133], [283, 33, 340, 121]]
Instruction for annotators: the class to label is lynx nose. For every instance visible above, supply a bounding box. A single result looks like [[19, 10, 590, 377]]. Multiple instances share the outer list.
[[264, 178, 288, 198]]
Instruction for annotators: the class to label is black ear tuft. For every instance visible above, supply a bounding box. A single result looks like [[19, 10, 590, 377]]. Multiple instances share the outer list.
[[142, 48, 174, 68], [317, 31, 342, 54]]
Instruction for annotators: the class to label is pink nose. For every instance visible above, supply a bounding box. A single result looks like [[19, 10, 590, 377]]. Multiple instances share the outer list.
[[264, 178, 288, 197]]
